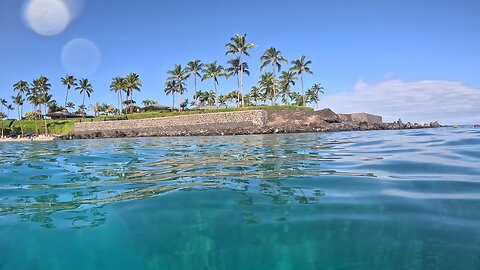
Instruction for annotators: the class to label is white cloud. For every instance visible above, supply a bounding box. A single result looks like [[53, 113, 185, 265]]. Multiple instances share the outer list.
[[318, 79, 480, 125]]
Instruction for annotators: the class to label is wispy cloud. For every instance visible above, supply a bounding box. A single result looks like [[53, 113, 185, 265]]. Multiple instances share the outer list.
[[318, 79, 480, 125]]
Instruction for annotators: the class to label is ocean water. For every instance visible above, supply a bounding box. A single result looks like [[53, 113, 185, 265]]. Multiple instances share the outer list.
[[1, 127, 479, 270]]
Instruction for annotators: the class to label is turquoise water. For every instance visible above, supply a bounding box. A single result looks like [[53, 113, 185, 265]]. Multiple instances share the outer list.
[[1, 127, 480, 269]]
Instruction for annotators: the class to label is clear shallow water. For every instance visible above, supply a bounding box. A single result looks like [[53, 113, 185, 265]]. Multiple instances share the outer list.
[[1, 127, 480, 269]]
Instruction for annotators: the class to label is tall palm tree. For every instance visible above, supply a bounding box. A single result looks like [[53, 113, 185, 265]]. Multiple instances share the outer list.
[[12, 94, 25, 136], [186, 60, 204, 105], [76, 78, 93, 118], [202, 61, 225, 108], [167, 65, 189, 111], [0, 98, 7, 137], [290, 55, 313, 106], [225, 34, 255, 106], [60, 75, 77, 113], [226, 57, 250, 107], [164, 79, 177, 111], [260, 47, 288, 105], [306, 83, 325, 110], [124, 73, 142, 114], [279, 71, 297, 105], [34, 76, 51, 135], [258, 72, 276, 105], [13, 80, 29, 136], [110, 77, 125, 115], [27, 81, 40, 134]]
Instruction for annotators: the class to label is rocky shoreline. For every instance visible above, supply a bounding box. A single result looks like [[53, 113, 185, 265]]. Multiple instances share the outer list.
[[66, 109, 441, 140]]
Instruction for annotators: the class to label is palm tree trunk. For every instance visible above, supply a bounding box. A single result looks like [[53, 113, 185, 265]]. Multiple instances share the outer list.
[[0, 105, 3, 138], [82, 91, 86, 119], [44, 101, 48, 136], [172, 93, 175, 112], [64, 89, 69, 110], [236, 75, 240, 107], [18, 105, 24, 137], [18, 105, 24, 136], [301, 73, 305, 107], [64, 88, 69, 119], [286, 89, 290, 105], [130, 90, 134, 114], [34, 104, 38, 134], [116, 92, 119, 115], [316, 101, 319, 111], [194, 74, 197, 105], [272, 63, 276, 106], [178, 83, 182, 112], [240, 53, 244, 107], [120, 91, 124, 115], [214, 81, 218, 108]]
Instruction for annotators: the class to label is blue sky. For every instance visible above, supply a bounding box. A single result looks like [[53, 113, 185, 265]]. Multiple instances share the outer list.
[[1, 0, 479, 123]]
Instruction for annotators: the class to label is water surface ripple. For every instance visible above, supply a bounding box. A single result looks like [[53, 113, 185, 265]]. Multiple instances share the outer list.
[[1, 127, 479, 269]]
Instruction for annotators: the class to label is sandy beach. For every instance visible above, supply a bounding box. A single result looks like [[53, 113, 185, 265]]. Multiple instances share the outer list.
[[0, 135, 59, 143]]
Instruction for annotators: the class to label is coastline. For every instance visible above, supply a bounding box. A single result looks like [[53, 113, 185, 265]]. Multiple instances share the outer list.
[[1, 110, 441, 142], [66, 109, 441, 140]]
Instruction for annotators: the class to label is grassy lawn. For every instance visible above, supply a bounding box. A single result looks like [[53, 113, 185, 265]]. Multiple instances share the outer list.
[[2, 105, 313, 136]]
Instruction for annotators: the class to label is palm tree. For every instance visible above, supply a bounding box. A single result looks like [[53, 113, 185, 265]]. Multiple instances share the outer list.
[[110, 77, 125, 115], [205, 90, 216, 106], [258, 73, 276, 105], [142, 100, 157, 107], [226, 57, 250, 107], [279, 71, 297, 105], [202, 61, 225, 108], [12, 93, 25, 136], [186, 60, 204, 105], [167, 65, 189, 111], [226, 90, 239, 107], [289, 91, 303, 106], [66, 102, 75, 112], [76, 78, 93, 118], [6, 104, 15, 135], [0, 98, 7, 137], [33, 76, 51, 135], [164, 79, 177, 111], [27, 81, 41, 134], [124, 73, 142, 114], [260, 47, 288, 105], [249, 86, 262, 106], [13, 80, 29, 136], [218, 95, 228, 108], [290, 55, 313, 106], [194, 90, 204, 109], [60, 75, 77, 113], [307, 83, 325, 110], [225, 34, 255, 106]]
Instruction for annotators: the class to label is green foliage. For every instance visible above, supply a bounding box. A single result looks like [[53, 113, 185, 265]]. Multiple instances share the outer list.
[[24, 111, 41, 120], [10, 120, 74, 135]]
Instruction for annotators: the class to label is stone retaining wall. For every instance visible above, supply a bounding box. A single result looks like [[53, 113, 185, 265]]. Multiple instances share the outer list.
[[74, 110, 268, 137], [70, 109, 437, 140]]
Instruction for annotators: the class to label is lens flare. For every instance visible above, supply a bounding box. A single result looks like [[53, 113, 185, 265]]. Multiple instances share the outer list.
[[61, 39, 101, 76], [63, 0, 85, 19], [24, 0, 71, 36]]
